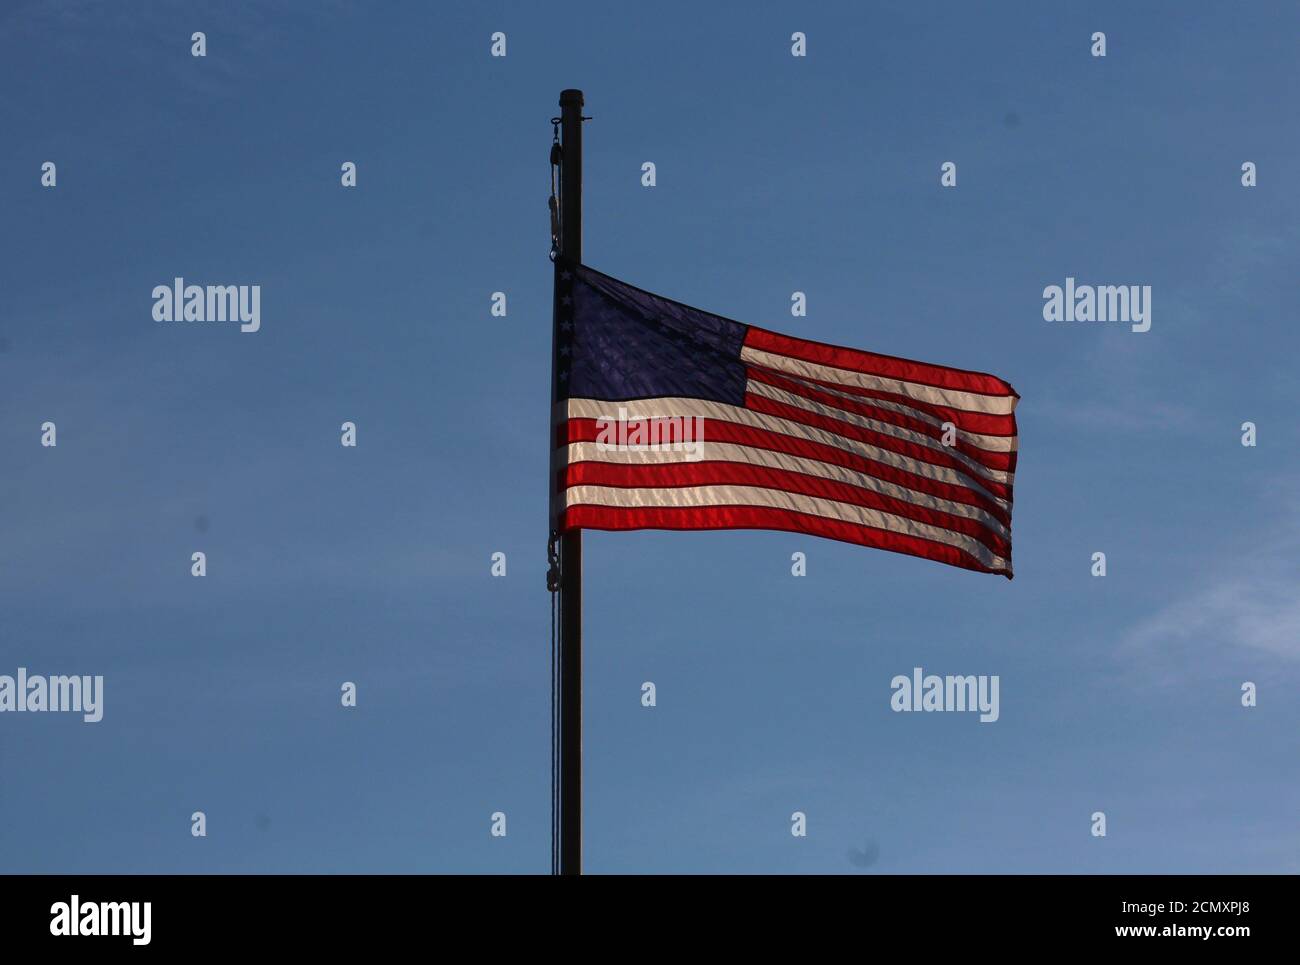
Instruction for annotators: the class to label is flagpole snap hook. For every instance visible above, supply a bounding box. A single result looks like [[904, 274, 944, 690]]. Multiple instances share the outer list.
[[546, 532, 561, 592]]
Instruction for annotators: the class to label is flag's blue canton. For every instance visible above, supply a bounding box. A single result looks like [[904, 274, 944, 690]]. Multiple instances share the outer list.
[[557, 263, 749, 404]]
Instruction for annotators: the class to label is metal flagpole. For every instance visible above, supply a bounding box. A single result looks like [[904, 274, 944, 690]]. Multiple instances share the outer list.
[[553, 88, 584, 875]]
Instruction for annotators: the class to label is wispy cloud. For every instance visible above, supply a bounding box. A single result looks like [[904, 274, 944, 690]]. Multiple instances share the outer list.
[[4, 0, 354, 102], [1040, 396, 1197, 433], [1125, 573, 1300, 662], [1035, 332, 1200, 434], [1122, 476, 1300, 665]]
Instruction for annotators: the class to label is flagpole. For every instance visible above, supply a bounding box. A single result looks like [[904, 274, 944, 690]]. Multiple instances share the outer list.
[[556, 87, 584, 876]]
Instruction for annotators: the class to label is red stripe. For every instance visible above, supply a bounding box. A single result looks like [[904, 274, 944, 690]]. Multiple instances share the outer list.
[[561, 504, 1013, 578], [747, 367, 1015, 471], [744, 327, 1019, 399], [744, 392, 1012, 502], [750, 367, 1019, 437], [564, 417, 1012, 525], [562, 460, 1011, 557]]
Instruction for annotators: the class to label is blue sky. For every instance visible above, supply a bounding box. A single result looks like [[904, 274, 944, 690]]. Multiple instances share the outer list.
[[2, 0, 1297, 873]]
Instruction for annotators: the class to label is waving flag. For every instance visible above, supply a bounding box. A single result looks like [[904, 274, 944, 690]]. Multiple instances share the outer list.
[[552, 262, 1019, 578]]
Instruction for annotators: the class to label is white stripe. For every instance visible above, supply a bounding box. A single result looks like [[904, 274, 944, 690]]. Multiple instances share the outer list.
[[741, 345, 1018, 416], [563, 483, 1010, 570], [561, 397, 1011, 507], [749, 373, 1016, 452], [747, 377, 1013, 483], [565, 440, 1010, 539]]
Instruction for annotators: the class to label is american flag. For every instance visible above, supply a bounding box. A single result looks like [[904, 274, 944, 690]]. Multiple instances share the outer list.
[[553, 263, 1018, 578]]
